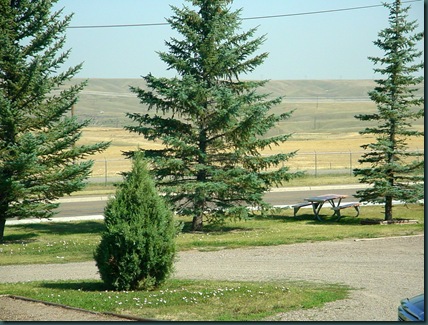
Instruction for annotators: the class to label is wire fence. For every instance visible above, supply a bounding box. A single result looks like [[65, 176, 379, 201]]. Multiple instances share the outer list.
[[88, 149, 424, 184]]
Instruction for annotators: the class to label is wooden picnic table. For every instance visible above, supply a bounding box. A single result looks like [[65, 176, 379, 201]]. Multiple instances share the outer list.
[[304, 194, 348, 221]]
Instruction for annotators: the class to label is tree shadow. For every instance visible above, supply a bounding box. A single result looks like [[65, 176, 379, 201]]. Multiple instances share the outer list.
[[181, 220, 251, 234], [2, 233, 38, 244], [8, 221, 106, 236], [41, 281, 107, 292], [178, 208, 363, 233], [262, 211, 362, 226]]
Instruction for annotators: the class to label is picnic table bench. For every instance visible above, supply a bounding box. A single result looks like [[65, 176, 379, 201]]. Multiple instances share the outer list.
[[291, 202, 312, 217], [331, 202, 360, 219], [292, 194, 361, 221]]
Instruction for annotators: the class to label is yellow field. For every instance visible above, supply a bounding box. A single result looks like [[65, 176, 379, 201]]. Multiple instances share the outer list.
[[78, 127, 424, 178]]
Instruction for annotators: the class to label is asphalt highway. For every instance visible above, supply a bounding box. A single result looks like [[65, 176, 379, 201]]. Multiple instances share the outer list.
[[54, 185, 367, 218]]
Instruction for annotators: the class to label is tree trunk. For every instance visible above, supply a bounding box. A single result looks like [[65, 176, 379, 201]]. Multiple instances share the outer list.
[[192, 213, 203, 232], [385, 196, 393, 221], [0, 217, 6, 243]]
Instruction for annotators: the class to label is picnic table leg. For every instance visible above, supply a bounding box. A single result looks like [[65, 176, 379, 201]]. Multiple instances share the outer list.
[[354, 205, 360, 217], [334, 209, 343, 221], [293, 207, 299, 217], [311, 203, 318, 216], [329, 198, 343, 220], [312, 203, 324, 221]]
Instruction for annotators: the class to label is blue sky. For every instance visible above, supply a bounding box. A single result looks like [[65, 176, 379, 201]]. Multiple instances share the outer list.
[[54, 0, 424, 80]]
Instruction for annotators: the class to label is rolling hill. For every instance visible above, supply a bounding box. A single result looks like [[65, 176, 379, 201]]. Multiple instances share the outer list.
[[66, 79, 424, 134]]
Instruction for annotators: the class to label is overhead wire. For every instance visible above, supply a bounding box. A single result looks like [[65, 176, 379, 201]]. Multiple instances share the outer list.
[[67, 0, 422, 29]]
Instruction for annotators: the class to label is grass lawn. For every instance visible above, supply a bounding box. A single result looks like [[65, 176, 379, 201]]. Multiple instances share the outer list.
[[1, 204, 423, 265], [0, 279, 349, 321]]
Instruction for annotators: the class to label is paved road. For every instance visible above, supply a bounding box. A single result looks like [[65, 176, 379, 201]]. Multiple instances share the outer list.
[[0, 235, 424, 321], [53, 185, 368, 218]]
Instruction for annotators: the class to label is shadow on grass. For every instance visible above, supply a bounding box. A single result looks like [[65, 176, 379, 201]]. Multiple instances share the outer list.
[[3, 233, 39, 244], [41, 281, 107, 292], [10, 221, 106, 236], [179, 210, 363, 235], [181, 220, 249, 234], [259, 212, 362, 226]]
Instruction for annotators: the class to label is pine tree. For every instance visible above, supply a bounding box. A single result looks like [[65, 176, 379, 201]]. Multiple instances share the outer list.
[[126, 0, 301, 231], [0, 0, 109, 241], [94, 153, 176, 291], [354, 0, 424, 220]]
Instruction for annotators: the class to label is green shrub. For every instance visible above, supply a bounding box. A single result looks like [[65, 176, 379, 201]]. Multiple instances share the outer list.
[[94, 153, 176, 291]]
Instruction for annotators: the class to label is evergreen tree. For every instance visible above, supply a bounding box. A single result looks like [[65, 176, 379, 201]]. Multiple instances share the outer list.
[[354, 0, 424, 220], [0, 0, 109, 241], [126, 0, 301, 231], [94, 153, 176, 291]]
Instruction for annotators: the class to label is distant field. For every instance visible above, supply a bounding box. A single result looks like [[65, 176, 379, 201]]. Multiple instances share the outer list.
[[79, 127, 424, 178], [68, 79, 424, 177], [68, 78, 424, 133]]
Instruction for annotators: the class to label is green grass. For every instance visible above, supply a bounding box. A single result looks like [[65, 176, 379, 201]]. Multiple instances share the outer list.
[[0, 221, 103, 265], [1, 204, 423, 265], [0, 279, 349, 321], [177, 204, 424, 250]]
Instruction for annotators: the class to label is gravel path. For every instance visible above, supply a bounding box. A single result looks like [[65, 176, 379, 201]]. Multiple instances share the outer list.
[[0, 235, 424, 321]]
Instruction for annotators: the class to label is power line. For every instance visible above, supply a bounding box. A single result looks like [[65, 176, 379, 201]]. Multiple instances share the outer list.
[[244, 0, 422, 21], [67, 0, 422, 29], [69, 21, 168, 29]]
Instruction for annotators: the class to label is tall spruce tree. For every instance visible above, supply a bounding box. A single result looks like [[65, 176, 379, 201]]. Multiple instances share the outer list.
[[0, 0, 109, 241], [126, 0, 301, 231], [354, 0, 424, 220]]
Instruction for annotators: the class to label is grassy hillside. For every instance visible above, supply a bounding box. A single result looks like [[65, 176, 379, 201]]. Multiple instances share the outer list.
[[66, 78, 423, 134]]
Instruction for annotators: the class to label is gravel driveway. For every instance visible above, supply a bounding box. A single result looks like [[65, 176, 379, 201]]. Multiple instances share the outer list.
[[0, 235, 424, 321]]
